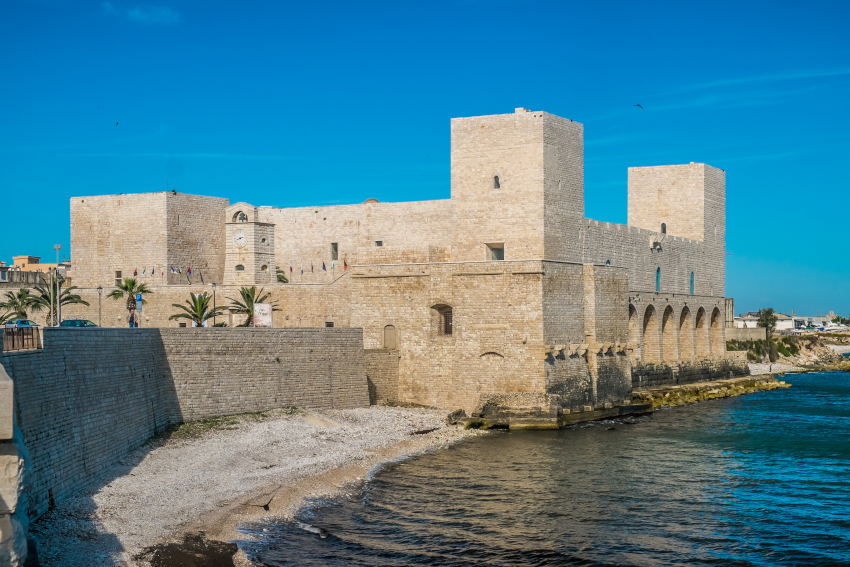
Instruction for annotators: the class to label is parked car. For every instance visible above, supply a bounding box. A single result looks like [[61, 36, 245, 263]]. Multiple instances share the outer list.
[[4, 319, 39, 328], [60, 319, 98, 328]]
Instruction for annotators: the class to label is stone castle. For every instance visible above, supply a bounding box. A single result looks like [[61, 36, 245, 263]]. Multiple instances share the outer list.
[[65, 107, 737, 412]]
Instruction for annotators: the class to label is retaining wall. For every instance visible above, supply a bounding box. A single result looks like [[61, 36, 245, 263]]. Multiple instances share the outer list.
[[632, 358, 750, 389], [364, 349, 399, 405], [0, 327, 368, 519], [726, 327, 767, 341]]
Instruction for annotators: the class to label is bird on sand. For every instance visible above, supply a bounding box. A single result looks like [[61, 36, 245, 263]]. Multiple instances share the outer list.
[[633, 104, 643, 109], [251, 486, 282, 511]]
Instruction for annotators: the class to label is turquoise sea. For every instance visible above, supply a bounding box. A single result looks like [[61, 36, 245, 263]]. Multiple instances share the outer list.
[[241, 372, 850, 566]]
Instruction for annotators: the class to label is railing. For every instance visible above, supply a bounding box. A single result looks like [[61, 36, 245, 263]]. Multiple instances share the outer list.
[[2, 327, 41, 353]]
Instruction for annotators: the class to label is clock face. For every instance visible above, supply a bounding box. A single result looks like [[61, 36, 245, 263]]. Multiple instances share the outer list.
[[233, 229, 248, 248]]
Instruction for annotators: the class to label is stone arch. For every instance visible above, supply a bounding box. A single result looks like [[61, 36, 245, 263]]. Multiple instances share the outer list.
[[661, 305, 678, 363], [710, 307, 723, 355], [232, 210, 248, 223], [642, 305, 660, 363], [679, 307, 695, 361], [695, 307, 710, 358]]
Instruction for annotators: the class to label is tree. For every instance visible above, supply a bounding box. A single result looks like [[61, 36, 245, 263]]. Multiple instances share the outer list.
[[227, 286, 279, 327], [107, 278, 153, 313], [0, 289, 37, 320], [30, 277, 90, 324], [0, 312, 13, 325], [275, 265, 289, 283], [757, 307, 777, 339], [169, 292, 227, 327]]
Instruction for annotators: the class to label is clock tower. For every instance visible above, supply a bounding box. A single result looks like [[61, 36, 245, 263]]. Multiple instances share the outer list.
[[224, 202, 276, 285]]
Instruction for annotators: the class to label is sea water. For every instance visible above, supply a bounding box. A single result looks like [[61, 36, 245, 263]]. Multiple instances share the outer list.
[[240, 372, 850, 566]]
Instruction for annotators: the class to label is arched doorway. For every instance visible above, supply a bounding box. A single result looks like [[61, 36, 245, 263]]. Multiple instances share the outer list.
[[679, 307, 695, 361], [695, 307, 710, 358], [643, 305, 660, 363], [710, 307, 723, 355], [662, 305, 678, 363]]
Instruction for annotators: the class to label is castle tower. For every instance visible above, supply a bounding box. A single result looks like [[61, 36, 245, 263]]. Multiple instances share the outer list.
[[450, 108, 585, 262], [627, 162, 726, 296], [223, 203, 276, 285]]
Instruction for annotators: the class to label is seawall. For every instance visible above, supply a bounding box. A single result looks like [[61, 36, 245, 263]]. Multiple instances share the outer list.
[[0, 327, 369, 520]]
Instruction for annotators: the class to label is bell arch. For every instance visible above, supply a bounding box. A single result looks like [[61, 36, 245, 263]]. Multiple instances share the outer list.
[[679, 306, 695, 361], [695, 307, 710, 358], [643, 304, 660, 363], [662, 305, 678, 363], [710, 307, 724, 355]]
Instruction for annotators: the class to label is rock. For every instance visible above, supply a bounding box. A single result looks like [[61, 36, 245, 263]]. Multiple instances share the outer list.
[[446, 409, 467, 425], [0, 510, 27, 567], [0, 445, 22, 515]]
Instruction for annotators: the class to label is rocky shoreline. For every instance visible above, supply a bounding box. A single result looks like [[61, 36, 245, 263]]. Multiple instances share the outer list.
[[632, 374, 791, 409], [27, 407, 487, 567]]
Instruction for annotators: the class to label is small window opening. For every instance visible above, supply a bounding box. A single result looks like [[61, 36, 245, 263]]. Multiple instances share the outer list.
[[656, 267, 661, 292], [375, 241, 383, 247], [331, 242, 339, 261], [661, 223, 667, 234], [494, 176, 500, 189], [384, 325, 397, 349], [605, 260, 610, 265], [434, 305, 453, 336], [325, 322, 334, 328], [115, 271, 122, 286], [235, 264, 245, 272], [690, 272, 694, 295], [261, 265, 268, 272], [487, 244, 504, 261], [261, 238, 266, 244]]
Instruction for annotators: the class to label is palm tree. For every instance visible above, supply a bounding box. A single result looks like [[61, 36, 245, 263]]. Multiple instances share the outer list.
[[0, 289, 37, 320], [275, 265, 289, 283], [169, 292, 227, 327], [31, 277, 90, 324], [107, 278, 153, 313], [227, 286, 279, 326], [0, 312, 13, 325]]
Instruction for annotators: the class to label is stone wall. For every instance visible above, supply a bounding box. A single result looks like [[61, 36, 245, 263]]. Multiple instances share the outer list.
[[364, 349, 399, 405], [632, 358, 750, 389], [0, 327, 368, 519], [727, 327, 767, 341]]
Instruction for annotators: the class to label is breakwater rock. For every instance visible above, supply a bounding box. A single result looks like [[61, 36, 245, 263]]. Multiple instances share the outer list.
[[633, 375, 790, 409]]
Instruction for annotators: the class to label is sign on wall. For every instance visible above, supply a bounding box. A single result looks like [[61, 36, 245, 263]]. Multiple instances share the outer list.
[[253, 303, 273, 328]]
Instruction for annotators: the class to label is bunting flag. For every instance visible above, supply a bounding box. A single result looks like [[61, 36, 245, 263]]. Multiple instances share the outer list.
[[170, 266, 175, 273], [134, 268, 138, 276], [322, 262, 326, 272], [161, 267, 165, 277], [142, 267, 146, 275], [187, 266, 192, 276], [186, 272, 191, 284], [178, 267, 182, 274], [289, 263, 293, 274], [331, 261, 335, 270], [344, 260, 348, 271], [311, 263, 314, 273]]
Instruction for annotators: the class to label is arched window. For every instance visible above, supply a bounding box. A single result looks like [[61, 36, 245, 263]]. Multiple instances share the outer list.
[[661, 223, 667, 234], [261, 265, 268, 272], [656, 267, 661, 292], [605, 260, 610, 265], [235, 265, 245, 272], [384, 325, 397, 349], [494, 176, 500, 189], [432, 305, 453, 336], [232, 211, 248, 223], [690, 272, 694, 295]]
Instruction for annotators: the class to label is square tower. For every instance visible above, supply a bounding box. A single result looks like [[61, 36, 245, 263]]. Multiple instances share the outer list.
[[224, 203, 276, 285], [450, 108, 584, 262]]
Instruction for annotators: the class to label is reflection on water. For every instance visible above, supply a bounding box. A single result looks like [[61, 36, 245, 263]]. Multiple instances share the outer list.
[[240, 373, 850, 566]]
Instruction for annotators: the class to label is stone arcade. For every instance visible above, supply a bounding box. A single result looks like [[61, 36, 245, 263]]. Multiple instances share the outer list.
[[65, 108, 746, 415]]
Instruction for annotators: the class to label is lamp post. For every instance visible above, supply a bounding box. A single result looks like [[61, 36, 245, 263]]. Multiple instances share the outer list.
[[212, 282, 217, 326], [53, 245, 61, 325], [97, 286, 103, 327]]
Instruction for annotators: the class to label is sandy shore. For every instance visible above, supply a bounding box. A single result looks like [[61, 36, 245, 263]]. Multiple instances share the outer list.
[[29, 406, 486, 567]]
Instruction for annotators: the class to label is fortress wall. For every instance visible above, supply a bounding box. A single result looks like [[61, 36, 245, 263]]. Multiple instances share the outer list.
[[1, 329, 174, 519], [260, 199, 454, 275], [160, 328, 369, 421], [70, 193, 169, 288], [541, 262, 585, 344], [166, 193, 229, 286], [627, 164, 707, 242], [584, 221, 724, 297], [1, 327, 368, 519], [364, 349, 399, 405], [543, 113, 585, 263]]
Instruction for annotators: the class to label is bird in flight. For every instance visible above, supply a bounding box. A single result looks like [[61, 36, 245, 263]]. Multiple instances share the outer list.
[[115, 122, 119, 126], [251, 486, 282, 511], [633, 104, 643, 109]]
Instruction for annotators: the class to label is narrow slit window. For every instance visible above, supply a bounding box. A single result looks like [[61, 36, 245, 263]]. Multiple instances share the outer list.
[[331, 242, 339, 261], [661, 223, 667, 234], [325, 321, 334, 328], [690, 272, 694, 295], [656, 267, 661, 292], [494, 176, 500, 189]]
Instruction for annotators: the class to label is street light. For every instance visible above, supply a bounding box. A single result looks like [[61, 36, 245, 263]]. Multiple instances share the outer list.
[[97, 286, 103, 327], [54, 245, 61, 325], [212, 282, 217, 326]]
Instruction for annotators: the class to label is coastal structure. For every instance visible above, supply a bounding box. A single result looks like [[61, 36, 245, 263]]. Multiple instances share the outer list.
[[64, 108, 742, 413]]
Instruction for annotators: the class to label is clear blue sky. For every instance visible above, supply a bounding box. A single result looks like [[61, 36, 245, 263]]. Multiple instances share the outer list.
[[2, 0, 848, 315]]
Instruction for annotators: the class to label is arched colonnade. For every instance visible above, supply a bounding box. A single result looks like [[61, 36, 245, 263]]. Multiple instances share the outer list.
[[630, 301, 724, 364]]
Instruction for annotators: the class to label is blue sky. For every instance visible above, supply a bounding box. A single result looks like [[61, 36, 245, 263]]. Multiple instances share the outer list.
[[1, 0, 848, 315]]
